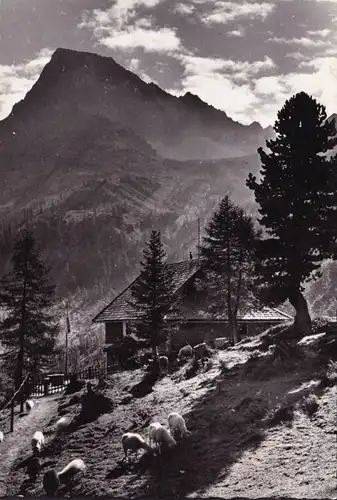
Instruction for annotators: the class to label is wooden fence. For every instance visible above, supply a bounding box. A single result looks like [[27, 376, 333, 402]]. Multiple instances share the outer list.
[[0, 362, 109, 434], [30, 362, 108, 397]]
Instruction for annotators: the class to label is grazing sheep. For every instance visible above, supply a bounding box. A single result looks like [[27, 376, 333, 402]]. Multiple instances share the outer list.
[[148, 422, 176, 454], [55, 416, 71, 433], [43, 470, 60, 496], [177, 344, 193, 361], [43, 459, 86, 496], [168, 412, 191, 440], [214, 337, 230, 349], [193, 342, 208, 360], [58, 458, 86, 483], [121, 432, 153, 462], [0, 431, 4, 443], [26, 399, 35, 412], [31, 431, 45, 456], [27, 457, 41, 481], [159, 355, 169, 372]]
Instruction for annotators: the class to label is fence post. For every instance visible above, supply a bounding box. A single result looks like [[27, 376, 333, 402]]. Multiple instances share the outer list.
[[10, 395, 15, 432], [44, 377, 50, 397]]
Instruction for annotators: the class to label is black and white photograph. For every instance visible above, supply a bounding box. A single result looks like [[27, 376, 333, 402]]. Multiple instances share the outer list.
[[0, 0, 336, 497]]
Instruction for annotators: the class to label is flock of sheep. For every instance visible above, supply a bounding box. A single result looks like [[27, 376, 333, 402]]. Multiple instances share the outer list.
[[0, 400, 87, 497], [3, 396, 191, 496], [122, 411, 192, 461], [0, 342, 207, 496], [147, 341, 211, 372], [33, 413, 86, 496]]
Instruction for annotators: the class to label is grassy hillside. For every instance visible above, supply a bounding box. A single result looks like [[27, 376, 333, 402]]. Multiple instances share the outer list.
[[4, 325, 337, 498]]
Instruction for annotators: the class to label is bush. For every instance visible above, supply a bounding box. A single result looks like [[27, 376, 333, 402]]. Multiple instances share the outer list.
[[65, 374, 85, 395], [300, 393, 319, 418], [130, 363, 160, 398], [72, 391, 114, 426], [265, 404, 294, 426], [114, 337, 144, 370], [326, 360, 337, 380]]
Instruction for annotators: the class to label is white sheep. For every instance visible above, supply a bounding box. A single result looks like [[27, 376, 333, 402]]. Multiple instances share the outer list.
[[193, 342, 208, 360], [148, 422, 176, 454], [43, 459, 86, 496], [159, 355, 169, 372], [26, 399, 35, 412], [31, 431, 45, 456], [0, 431, 4, 443], [177, 344, 193, 361], [55, 416, 71, 433], [58, 458, 86, 483], [168, 412, 191, 440], [121, 432, 153, 462]]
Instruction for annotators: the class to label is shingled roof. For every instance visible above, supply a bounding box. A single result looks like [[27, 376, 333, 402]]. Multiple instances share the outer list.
[[92, 258, 202, 323], [168, 304, 293, 321], [92, 258, 293, 323]]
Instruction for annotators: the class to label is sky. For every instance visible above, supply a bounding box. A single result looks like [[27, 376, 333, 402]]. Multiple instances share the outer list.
[[0, 0, 336, 127]]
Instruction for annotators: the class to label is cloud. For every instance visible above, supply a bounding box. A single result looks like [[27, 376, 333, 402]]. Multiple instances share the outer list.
[[174, 54, 278, 124], [252, 56, 337, 124], [79, 0, 181, 54], [180, 54, 276, 78], [173, 2, 196, 14], [99, 27, 181, 53], [127, 57, 141, 72], [0, 48, 53, 119], [200, 1, 275, 25], [79, 0, 164, 32], [285, 51, 311, 61], [268, 35, 332, 48], [226, 27, 246, 37], [307, 28, 331, 37], [174, 49, 337, 127]]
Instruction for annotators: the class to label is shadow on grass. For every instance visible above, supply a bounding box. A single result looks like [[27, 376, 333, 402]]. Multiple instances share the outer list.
[[106, 452, 155, 480], [130, 349, 335, 497]]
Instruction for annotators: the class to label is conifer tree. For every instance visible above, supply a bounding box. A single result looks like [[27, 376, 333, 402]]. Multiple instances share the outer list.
[[0, 229, 59, 407], [200, 196, 260, 344], [130, 230, 177, 356], [246, 92, 337, 335]]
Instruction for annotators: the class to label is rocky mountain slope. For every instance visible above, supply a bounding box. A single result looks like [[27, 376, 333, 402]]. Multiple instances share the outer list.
[[1, 48, 273, 162], [0, 47, 335, 361], [0, 48, 265, 294]]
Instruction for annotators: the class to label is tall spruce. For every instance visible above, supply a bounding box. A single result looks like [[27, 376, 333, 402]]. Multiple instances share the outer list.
[[0, 229, 59, 408], [200, 196, 261, 344], [130, 230, 176, 356], [246, 91, 337, 336]]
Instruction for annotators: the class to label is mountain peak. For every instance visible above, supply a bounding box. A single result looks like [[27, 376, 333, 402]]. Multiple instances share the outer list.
[[2, 47, 272, 160], [179, 91, 229, 118], [248, 120, 262, 130]]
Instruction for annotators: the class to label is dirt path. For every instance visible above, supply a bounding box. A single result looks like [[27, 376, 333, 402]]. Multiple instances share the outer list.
[[0, 394, 59, 496]]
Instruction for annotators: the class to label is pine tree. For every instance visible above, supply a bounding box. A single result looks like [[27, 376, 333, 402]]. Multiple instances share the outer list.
[[0, 229, 59, 407], [200, 196, 261, 344], [246, 92, 337, 336], [130, 230, 177, 357]]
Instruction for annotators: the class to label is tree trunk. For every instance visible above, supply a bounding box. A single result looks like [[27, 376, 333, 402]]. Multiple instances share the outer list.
[[288, 289, 312, 337], [18, 347, 24, 413], [232, 321, 240, 345], [18, 242, 29, 413]]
